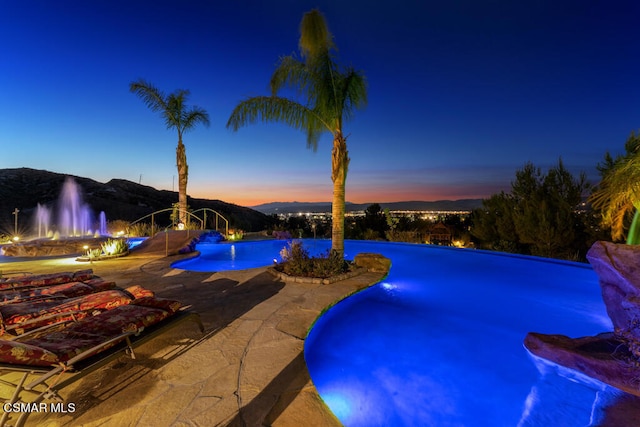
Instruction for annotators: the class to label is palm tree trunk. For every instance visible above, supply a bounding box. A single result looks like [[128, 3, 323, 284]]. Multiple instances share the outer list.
[[176, 140, 189, 225], [331, 133, 349, 257]]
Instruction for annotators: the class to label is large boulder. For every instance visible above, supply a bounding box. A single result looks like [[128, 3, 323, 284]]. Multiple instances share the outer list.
[[524, 332, 638, 396], [587, 241, 640, 357], [1, 238, 107, 257], [524, 241, 640, 396], [353, 253, 391, 274]]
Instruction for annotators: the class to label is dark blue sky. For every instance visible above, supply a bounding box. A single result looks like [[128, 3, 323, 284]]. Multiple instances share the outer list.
[[2, 1, 638, 206]]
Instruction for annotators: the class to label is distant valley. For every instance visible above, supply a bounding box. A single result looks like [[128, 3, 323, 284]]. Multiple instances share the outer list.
[[0, 168, 485, 235], [251, 199, 484, 215]]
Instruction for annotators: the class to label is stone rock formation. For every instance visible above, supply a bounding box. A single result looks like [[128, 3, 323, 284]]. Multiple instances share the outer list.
[[1, 237, 109, 257], [524, 241, 640, 396], [588, 241, 640, 358], [353, 252, 391, 273], [524, 332, 638, 396]]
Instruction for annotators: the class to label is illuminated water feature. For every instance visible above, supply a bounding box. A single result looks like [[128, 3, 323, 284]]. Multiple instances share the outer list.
[[34, 177, 107, 238], [173, 239, 624, 426]]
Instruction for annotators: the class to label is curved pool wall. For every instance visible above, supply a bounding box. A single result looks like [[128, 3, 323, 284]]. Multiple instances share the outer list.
[[304, 242, 616, 427], [171, 239, 618, 425]]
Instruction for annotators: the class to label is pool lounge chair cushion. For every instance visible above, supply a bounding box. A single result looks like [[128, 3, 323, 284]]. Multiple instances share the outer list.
[[0, 340, 60, 367], [0, 270, 95, 291], [0, 297, 181, 367], [125, 285, 155, 299], [0, 282, 94, 304], [0, 278, 115, 304], [0, 289, 137, 333]]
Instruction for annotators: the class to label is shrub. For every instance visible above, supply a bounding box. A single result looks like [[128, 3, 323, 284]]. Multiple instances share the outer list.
[[127, 222, 157, 237], [100, 238, 130, 256], [87, 248, 102, 259], [228, 229, 244, 241], [312, 249, 349, 278], [273, 230, 293, 240], [277, 241, 350, 278]]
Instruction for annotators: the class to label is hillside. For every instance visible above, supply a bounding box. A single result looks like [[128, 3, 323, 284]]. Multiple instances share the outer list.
[[0, 168, 276, 233]]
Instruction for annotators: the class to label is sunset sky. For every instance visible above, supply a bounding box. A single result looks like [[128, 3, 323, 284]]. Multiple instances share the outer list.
[[2, 1, 639, 207]]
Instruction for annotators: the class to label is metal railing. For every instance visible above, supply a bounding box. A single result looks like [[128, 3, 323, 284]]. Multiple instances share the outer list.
[[127, 207, 229, 237], [191, 208, 229, 237]]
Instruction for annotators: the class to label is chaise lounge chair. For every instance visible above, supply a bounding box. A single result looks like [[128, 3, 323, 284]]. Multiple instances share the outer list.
[[0, 296, 204, 427], [0, 270, 96, 292], [0, 278, 116, 306], [0, 286, 154, 337]]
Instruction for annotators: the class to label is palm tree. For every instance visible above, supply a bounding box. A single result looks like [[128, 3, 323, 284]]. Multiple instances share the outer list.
[[226, 9, 367, 257], [589, 132, 640, 244], [130, 79, 210, 225]]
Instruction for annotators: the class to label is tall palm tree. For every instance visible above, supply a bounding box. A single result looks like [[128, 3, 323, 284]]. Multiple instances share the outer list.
[[589, 132, 640, 244], [226, 9, 367, 257], [130, 79, 210, 226]]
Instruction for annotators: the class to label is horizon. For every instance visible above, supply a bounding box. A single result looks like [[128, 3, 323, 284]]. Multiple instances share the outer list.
[[248, 199, 483, 207], [1, 166, 481, 209], [2, 2, 638, 206]]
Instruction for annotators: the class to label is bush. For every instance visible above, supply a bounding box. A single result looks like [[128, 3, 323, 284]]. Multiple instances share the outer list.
[[277, 241, 350, 278], [100, 238, 130, 256], [311, 249, 349, 278], [87, 248, 103, 259], [127, 222, 158, 237], [272, 230, 293, 239]]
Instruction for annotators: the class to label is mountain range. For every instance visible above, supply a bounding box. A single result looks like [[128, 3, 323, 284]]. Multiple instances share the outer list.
[[0, 168, 484, 236], [0, 168, 276, 233]]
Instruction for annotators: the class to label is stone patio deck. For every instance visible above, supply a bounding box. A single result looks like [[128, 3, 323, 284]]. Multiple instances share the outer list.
[[0, 231, 385, 426]]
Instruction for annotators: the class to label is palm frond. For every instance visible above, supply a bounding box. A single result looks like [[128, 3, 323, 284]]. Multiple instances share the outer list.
[[226, 96, 329, 151], [298, 9, 334, 60], [270, 56, 310, 97], [129, 79, 168, 113], [227, 9, 367, 156], [590, 153, 640, 240], [164, 92, 184, 129], [339, 68, 368, 121], [182, 106, 210, 132]]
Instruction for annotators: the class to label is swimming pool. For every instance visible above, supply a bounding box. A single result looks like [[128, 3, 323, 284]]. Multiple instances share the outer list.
[[170, 238, 338, 272], [127, 237, 146, 249], [173, 239, 620, 425]]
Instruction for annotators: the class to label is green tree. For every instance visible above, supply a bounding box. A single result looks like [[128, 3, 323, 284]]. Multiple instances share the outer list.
[[130, 79, 210, 225], [362, 203, 388, 239], [589, 131, 640, 244], [471, 159, 589, 259], [471, 192, 524, 253], [512, 160, 587, 258], [226, 9, 367, 257]]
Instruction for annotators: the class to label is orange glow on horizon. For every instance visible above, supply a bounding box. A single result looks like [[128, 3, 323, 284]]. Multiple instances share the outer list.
[[189, 187, 492, 208]]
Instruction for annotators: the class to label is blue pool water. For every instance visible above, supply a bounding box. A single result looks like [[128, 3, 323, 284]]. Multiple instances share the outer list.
[[127, 237, 146, 249], [171, 239, 337, 271], [174, 239, 621, 426]]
